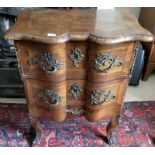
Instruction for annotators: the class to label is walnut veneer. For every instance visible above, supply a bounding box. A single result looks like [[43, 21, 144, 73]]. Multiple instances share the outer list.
[[4, 8, 153, 145]]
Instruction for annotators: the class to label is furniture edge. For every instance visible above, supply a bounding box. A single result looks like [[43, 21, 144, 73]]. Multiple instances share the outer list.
[[4, 31, 154, 45]]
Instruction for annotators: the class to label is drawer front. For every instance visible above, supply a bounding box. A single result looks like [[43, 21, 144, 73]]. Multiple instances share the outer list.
[[23, 78, 128, 121], [16, 41, 134, 83], [24, 79, 67, 122], [16, 41, 66, 82], [87, 42, 134, 82], [85, 78, 128, 121], [66, 41, 87, 79]]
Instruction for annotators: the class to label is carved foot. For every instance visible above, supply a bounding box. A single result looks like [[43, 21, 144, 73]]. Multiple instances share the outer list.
[[148, 134, 155, 146], [24, 126, 36, 147], [97, 115, 119, 145], [31, 118, 42, 141], [24, 117, 42, 146]]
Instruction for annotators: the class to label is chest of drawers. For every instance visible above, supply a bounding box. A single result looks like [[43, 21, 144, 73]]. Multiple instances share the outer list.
[[4, 8, 153, 144]]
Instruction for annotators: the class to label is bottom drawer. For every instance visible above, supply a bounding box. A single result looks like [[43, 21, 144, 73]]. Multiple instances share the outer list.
[[24, 78, 128, 122]]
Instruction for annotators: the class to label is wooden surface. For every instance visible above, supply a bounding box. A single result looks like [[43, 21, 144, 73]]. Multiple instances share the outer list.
[[4, 8, 153, 144], [4, 9, 153, 44], [139, 8, 155, 80], [87, 42, 134, 83], [15, 40, 134, 82]]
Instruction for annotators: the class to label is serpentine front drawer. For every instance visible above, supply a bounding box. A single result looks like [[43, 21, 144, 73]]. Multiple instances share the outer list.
[[23, 78, 127, 121], [16, 40, 134, 82]]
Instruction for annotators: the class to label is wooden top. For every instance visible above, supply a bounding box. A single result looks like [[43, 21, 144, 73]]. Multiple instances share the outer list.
[[4, 8, 153, 44]]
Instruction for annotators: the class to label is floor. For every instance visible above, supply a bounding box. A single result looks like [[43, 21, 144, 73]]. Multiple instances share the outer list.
[[125, 72, 155, 102], [0, 101, 155, 146]]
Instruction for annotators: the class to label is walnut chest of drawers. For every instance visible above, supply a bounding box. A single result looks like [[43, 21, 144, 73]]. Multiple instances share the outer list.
[[4, 8, 153, 143]]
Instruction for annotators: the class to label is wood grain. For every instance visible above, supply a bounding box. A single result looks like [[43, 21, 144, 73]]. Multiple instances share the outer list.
[[15, 40, 135, 82], [4, 9, 153, 44], [87, 42, 134, 82]]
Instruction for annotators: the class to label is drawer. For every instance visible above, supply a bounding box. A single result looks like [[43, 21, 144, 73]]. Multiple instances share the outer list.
[[85, 78, 128, 121], [15, 40, 134, 83], [16, 41, 66, 82], [87, 42, 134, 82], [23, 78, 128, 121], [24, 80, 67, 122], [66, 41, 88, 79]]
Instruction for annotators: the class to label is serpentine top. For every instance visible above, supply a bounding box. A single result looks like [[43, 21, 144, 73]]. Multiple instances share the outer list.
[[4, 8, 153, 44]]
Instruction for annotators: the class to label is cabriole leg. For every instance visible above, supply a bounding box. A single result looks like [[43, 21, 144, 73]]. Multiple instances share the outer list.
[[24, 116, 42, 146]]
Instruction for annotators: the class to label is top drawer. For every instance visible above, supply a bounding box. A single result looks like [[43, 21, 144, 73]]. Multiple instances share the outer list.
[[16, 41, 66, 82], [15, 40, 134, 82]]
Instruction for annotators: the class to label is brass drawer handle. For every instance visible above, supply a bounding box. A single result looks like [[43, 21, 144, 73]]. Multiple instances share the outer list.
[[28, 53, 63, 74], [37, 89, 64, 107], [89, 90, 115, 105], [70, 83, 83, 100], [66, 109, 85, 115], [70, 47, 84, 67], [93, 53, 123, 73]]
